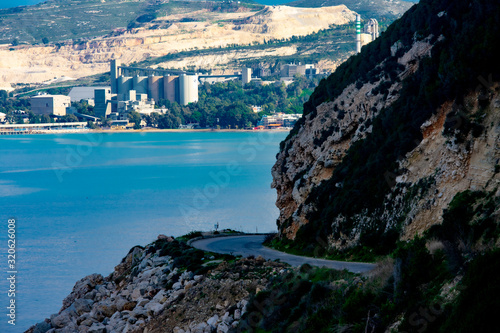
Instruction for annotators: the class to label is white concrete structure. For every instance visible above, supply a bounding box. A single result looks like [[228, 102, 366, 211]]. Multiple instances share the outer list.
[[179, 74, 198, 105], [364, 18, 379, 41], [31, 94, 70, 116], [68, 87, 110, 102], [242, 68, 252, 84]]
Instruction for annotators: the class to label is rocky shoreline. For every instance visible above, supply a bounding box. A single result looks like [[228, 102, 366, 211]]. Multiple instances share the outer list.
[[26, 235, 288, 333]]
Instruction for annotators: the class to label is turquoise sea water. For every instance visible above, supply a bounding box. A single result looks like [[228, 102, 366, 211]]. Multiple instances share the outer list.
[[0, 131, 287, 331]]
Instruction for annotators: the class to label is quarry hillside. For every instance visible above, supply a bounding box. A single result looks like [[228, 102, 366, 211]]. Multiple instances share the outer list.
[[0, 0, 413, 90], [272, 0, 500, 256]]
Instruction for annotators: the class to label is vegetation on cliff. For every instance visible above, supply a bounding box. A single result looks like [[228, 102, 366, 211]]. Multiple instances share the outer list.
[[279, 0, 500, 255], [250, 190, 499, 332]]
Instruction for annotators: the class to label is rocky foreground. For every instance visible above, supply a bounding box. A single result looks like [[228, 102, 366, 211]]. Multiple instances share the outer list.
[[27, 235, 288, 333]]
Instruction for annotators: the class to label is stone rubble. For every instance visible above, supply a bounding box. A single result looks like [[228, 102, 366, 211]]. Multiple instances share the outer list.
[[26, 236, 287, 333]]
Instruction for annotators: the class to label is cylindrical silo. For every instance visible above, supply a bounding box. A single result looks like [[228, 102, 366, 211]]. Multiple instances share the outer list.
[[164, 75, 178, 103], [187, 75, 198, 104], [118, 76, 132, 97], [133, 75, 148, 95], [148, 75, 162, 102]]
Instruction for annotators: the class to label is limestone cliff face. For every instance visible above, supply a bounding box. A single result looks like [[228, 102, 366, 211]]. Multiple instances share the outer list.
[[272, 0, 500, 252]]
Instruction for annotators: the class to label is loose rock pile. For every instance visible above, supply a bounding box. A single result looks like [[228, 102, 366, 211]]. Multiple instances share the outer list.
[[27, 235, 288, 333]]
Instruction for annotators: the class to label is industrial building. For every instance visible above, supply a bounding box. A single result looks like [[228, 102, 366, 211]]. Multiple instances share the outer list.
[[68, 86, 110, 103], [356, 15, 380, 53], [364, 19, 380, 41], [280, 63, 316, 79], [110, 60, 198, 106], [31, 94, 71, 116]]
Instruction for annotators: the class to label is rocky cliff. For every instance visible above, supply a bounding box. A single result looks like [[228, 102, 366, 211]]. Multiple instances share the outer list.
[[272, 0, 500, 255], [26, 235, 288, 333]]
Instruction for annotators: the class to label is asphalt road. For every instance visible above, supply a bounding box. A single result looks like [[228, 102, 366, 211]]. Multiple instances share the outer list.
[[191, 235, 375, 274]]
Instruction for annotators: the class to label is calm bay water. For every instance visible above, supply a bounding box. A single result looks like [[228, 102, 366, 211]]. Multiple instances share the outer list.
[[0, 131, 287, 331]]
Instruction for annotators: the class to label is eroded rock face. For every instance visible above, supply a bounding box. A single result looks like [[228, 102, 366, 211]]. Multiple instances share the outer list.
[[25, 239, 288, 333], [272, 35, 500, 249]]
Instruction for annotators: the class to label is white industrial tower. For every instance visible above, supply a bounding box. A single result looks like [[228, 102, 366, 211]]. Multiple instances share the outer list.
[[356, 14, 361, 53]]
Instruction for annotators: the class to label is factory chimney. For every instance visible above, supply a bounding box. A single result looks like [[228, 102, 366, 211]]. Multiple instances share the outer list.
[[356, 14, 361, 53]]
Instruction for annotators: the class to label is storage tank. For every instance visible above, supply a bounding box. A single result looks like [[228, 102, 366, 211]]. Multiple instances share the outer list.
[[118, 76, 132, 97], [163, 75, 178, 103], [148, 75, 163, 101], [179, 74, 198, 105], [133, 75, 148, 95]]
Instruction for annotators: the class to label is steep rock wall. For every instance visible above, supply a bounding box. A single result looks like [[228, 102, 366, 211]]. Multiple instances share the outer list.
[[272, 0, 500, 253]]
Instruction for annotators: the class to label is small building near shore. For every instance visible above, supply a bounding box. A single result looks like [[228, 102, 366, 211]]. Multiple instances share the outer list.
[[31, 94, 71, 116]]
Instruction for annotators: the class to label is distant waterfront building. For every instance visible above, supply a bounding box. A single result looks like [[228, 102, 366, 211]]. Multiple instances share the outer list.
[[257, 113, 301, 128], [93, 88, 114, 119], [116, 91, 156, 117], [31, 94, 70, 116]]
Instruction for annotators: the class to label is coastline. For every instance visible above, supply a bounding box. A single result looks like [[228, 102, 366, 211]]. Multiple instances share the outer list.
[[1, 127, 292, 135]]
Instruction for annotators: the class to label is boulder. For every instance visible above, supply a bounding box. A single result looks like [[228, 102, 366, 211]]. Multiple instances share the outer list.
[[122, 301, 137, 311], [32, 320, 51, 333], [145, 300, 164, 315], [233, 309, 241, 320], [88, 322, 107, 333], [62, 273, 104, 311], [207, 315, 219, 328], [222, 312, 233, 324], [115, 296, 128, 311], [217, 322, 230, 333], [192, 322, 208, 333], [180, 271, 194, 282], [74, 298, 93, 315], [50, 309, 74, 329]]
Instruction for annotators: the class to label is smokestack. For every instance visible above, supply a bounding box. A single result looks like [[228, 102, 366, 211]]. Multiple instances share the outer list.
[[356, 14, 361, 53], [110, 59, 120, 94]]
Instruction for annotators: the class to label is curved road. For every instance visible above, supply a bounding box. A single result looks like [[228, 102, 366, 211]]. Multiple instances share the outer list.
[[191, 235, 375, 274]]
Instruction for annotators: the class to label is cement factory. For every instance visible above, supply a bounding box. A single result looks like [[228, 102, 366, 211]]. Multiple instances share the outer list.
[[4, 15, 380, 130], [356, 15, 379, 53], [110, 60, 199, 106]]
